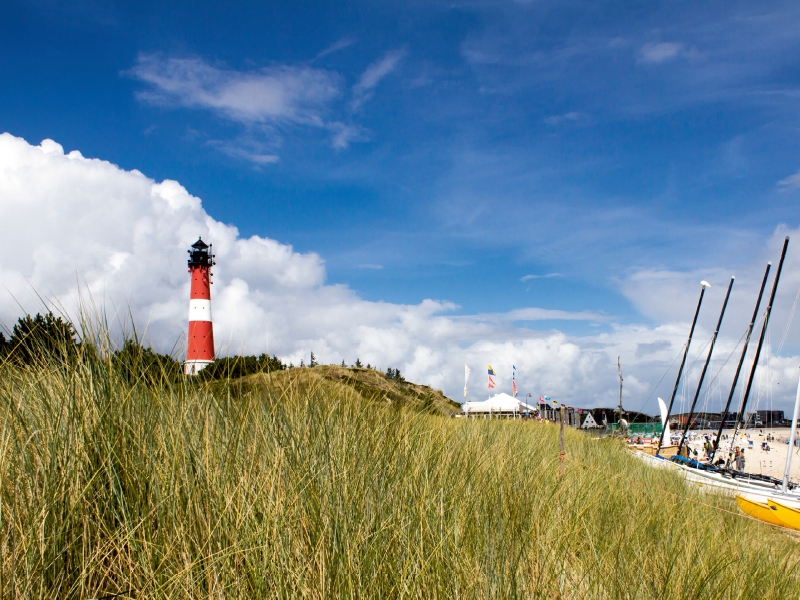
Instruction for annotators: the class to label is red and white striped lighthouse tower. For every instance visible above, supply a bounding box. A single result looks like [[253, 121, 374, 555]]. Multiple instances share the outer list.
[[185, 237, 215, 375]]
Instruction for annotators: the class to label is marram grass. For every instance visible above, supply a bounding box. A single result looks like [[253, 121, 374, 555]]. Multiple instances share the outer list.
[[0, 349, 798, 598]]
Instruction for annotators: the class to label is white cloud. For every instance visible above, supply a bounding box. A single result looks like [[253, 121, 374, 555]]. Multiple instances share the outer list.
[[543, 112, 584, 126], [210, 141, 280, 165], [639, 42, 685, 64], [350, 50, 406, 111], [471, 307, 609, 323], [3, 133, 800, 414], [129, 54, 341, 125], [778, 170, 800, 190], [316, 38, 355, 59], [520, 272, 562, 281], [328, 121, 366, 149], [128, 53, 391, 153]]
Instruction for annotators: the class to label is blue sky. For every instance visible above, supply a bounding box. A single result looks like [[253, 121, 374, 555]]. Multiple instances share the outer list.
[[4, 0, 800, 409]]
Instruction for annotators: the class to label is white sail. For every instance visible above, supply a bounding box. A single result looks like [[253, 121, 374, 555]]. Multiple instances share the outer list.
[[464, 365, 470, 398], [783, 366, 800, 492], [658, 397, 671, 445]]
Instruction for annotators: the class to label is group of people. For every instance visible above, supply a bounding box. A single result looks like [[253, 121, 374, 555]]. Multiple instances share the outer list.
[[691, 434, 746, 470]]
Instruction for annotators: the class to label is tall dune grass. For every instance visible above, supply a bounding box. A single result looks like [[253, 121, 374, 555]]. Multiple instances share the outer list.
[[0, 340, 798, 598]]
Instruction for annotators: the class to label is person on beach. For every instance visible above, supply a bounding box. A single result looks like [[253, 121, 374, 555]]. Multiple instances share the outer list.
[[735, 447, 746, 471]]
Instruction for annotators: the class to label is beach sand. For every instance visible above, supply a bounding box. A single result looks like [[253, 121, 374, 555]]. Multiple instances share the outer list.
[[682, 428, 800, 482]]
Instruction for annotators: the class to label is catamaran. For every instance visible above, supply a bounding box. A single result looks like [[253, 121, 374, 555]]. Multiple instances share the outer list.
[[636, 236, 800, 529]]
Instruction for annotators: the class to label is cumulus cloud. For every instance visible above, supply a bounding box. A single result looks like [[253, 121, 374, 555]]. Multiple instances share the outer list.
[[350, 50, 406, 111], [472, 308, 609, 323], [3, 132, 800, 414], [635, 340, 671, 358]]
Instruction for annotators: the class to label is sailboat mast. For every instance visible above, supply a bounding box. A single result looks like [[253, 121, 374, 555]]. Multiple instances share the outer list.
[[727, 236, 789, 468], [710, 263, 770, 462], [782, 366, 800, 493], [677, 277, 735, 453], [617, 356, 623, 421], [656, 282, 709, 454]]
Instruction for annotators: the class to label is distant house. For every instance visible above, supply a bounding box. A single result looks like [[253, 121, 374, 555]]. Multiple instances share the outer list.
[[580, 413, 599, 429]]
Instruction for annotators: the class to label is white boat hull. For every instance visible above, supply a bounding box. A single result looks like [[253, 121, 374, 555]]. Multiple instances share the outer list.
[[630, 450, 800, 501]]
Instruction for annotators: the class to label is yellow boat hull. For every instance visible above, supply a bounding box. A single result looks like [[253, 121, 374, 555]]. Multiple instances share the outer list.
[[735, 495, 786, 527], [767, 499, 800, 531]]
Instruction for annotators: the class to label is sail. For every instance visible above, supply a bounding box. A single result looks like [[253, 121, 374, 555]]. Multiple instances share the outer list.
[[658, 397, 671, 444], [464, 365, 470, 398]]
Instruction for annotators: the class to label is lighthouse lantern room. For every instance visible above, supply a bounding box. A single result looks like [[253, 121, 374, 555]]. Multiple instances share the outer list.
[[185, 237, 215, 375]]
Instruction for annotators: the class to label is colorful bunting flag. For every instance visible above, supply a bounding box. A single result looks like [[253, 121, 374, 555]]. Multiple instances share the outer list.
[[512, 364, 517, 397]]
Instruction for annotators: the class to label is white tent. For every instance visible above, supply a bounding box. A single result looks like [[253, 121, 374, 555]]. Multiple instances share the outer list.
[[462, 393, 537, 415], [580, 413, 598, 429]]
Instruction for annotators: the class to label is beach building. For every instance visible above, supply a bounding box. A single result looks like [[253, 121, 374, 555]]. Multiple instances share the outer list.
[[755, 410, 786, 427], [670, 411, 787, 430], [461, 396, 619, 430]]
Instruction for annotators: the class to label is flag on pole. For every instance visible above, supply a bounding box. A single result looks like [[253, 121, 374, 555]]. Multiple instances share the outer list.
[[538, 395, 545, 404], [487, 365, 496, 389], [512, 364, 517, 397], [464, 365, 470, 398]]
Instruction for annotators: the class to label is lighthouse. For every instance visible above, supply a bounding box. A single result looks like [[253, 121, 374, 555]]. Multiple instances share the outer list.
[[185, 237, 215, 374]]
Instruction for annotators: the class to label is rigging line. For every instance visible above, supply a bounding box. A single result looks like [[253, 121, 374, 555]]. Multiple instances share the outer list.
[[633, 334, 714, 416], [688, 336, 713, 371], [767, 330, 773, 412], [766, 333, 775, 413], [737, 311, 771, 432], [752, 330, 772, 415], [699, 363, 721, 416], [679, 337, 711, 418], [682, 336, 714, 415], [635, 344, 686, 414], [693, 328, 748, 415], [747, 285, 800, 422], [775, 285, 800, 358]]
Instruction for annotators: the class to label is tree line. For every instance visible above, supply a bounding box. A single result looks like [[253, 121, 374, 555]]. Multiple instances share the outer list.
[[0, 312, 287, 381], [0, 313, 406, 384], [0, 312, 79, 365]]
